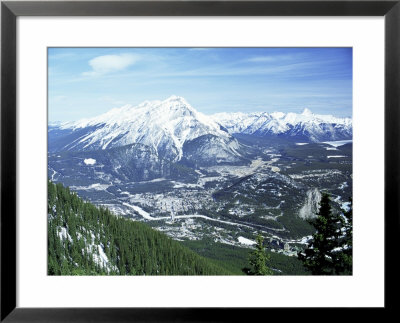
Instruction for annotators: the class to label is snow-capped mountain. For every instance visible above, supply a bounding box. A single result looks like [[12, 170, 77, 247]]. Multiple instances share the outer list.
[[212, 108, 352, 142], [49, 96, 244, 164], [49, 97, 352, 169]]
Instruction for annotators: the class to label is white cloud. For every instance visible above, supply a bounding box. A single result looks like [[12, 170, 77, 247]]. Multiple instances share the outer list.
[[83, 54, 138, 76], [245, 54, 302, 63], [246, 56, 277, 63]]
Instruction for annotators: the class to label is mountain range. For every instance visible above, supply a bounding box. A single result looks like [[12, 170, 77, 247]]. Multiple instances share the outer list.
[[48, 95, 353, 245], [211, 108, 352, 142], [49, 96, 352, 165]]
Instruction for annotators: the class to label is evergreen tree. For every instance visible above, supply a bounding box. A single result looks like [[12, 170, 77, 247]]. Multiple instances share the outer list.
[[248, 234, 273, 275], [298, 193, 344, 275], [335, 198, 352, 274], [47, 180, 232, 276]]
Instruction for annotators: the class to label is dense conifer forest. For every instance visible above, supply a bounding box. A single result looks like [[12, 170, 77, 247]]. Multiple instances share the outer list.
[[48, 181, 233, 275]]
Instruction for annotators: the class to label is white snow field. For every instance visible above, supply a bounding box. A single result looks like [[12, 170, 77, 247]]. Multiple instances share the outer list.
[[84, 158, 96, 165]]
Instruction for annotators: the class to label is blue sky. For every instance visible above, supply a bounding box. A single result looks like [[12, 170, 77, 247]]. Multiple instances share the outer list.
[[48, 47, 352, 122]]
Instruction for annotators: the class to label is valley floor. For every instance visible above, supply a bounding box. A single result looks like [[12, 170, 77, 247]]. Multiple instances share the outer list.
[[49, 138, 352, 259]]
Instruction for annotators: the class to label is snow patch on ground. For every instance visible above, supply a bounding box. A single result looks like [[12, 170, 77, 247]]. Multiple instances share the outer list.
[[171, 181, 202, 189], [70, 183, 110, 191], [285, 235, 312, 245], [84, 231, 118, 274], [84, 158, 96, 165], [57, 227, 73, 243], [322, 140, 352, 147], [327, 155, 346, 158], [238, 236, 256, 245], [197, 176, 221, 186], [122, 202, 155, 220]]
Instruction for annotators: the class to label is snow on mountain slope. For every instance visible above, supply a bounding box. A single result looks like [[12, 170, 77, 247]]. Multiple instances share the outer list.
[[54, 96, 241, 162], [212, 108, 352, 142], [50, 97, 351, 162]]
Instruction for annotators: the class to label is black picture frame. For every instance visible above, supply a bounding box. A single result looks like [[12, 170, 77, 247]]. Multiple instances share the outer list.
[[1, 0, 399, 321]]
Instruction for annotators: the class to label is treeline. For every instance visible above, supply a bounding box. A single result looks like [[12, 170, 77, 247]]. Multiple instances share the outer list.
[[48, 180, 232, 275], [183, 238, 308, 275]]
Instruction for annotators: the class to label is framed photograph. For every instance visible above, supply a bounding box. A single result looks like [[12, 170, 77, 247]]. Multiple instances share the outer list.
[[1, 0, 399, 321]]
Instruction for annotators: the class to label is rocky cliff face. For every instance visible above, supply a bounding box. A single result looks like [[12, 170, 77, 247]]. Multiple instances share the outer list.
[[298, 188, 322, 219]]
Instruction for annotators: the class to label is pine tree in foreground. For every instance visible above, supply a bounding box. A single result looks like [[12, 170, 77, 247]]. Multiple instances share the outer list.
[[247, 234, 273, 275], [298, 193, 352, 275], [335, 198, 353, 275]]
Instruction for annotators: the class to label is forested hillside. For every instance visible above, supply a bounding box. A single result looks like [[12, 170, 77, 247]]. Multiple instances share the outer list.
[[48, 181, 232, 275]]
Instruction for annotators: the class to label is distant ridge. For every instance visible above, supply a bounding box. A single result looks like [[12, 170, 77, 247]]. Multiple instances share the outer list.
[[211, 108, 352, 142]]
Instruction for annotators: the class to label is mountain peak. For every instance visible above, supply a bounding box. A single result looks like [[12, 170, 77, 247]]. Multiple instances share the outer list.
[[57, 95, 234, 161], [164, 95, 187, 103], [301, 108, 313, 116]]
